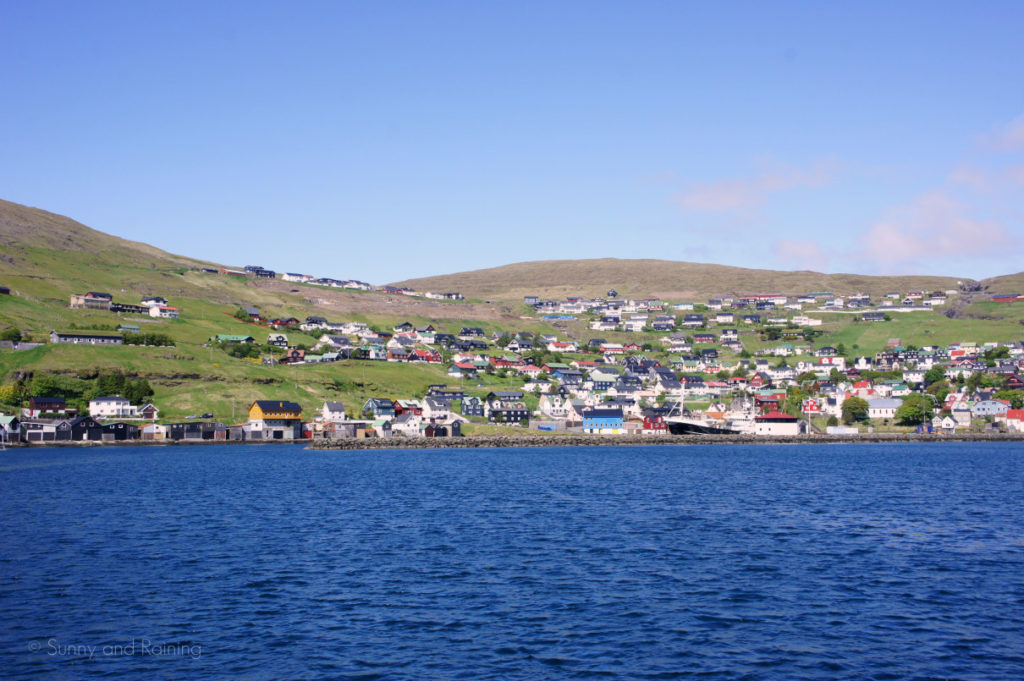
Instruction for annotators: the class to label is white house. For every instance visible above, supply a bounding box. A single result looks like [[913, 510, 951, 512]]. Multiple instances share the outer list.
[[754, 411, 802, 436], [89, 396, 136, 418], [149, 306, 179, 319], [320, 402, 347, 422], [867, 398, 901, 420]]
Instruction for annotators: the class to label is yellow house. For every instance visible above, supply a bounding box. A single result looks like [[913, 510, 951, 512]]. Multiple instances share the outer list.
[[248, 400, 303, 422]]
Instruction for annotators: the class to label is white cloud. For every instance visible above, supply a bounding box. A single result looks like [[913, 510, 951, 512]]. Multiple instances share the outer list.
[[983, 115, 1024, 152], [947, 165, 989, 190], [676, 161, 836, 212], [856, 192, 1015, 269]]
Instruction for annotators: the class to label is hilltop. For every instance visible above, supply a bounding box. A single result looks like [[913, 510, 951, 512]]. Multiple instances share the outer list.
[[389, 258, 974, 303]]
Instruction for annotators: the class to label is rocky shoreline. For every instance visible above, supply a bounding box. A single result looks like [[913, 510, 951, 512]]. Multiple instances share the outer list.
[[3, 432, 1021, 450], [308, 432, 1024, 450]]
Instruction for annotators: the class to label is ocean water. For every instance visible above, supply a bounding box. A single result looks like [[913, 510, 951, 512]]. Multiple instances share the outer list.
[[1, 442, 1022, 680]]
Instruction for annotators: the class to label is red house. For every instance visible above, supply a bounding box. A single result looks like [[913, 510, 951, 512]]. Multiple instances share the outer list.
[[643, 415, 668, 434]]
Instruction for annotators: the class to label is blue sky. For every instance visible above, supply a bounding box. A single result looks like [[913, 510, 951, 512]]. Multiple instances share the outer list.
[[2, 1, 1022, 283]]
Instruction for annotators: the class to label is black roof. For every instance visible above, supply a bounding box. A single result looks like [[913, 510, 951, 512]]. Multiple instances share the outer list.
[[582, 407, 623, 418], [253, 400, 302, 411]]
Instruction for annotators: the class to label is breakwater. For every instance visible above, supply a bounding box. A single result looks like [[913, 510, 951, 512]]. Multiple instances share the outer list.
[[308, 432, 1024, 450]]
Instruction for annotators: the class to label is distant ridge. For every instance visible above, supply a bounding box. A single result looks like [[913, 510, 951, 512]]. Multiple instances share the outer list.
[[0, 198, 204, 271], [389, 258, 976, 302]]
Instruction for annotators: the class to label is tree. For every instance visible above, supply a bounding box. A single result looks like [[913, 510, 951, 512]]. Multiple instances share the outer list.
[[125, 378, 154, 404], [993, 390, 1024, 409], [826, 415, 839, 427], [926, 379, 951, 404], [0, 328, 22, 343], [496, 333, 512, 348], [896, 394, 932, 425], [797, 371, 818, 384], [842, 396, 869, 424], [924, 367, 946, 384], [233, 308, 250, 322], [829, 368, 845, 383]]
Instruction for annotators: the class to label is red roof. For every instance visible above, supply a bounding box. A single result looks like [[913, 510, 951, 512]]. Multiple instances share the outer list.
[[756, 410, 799, 421], [1006, 409, 1024, 421]]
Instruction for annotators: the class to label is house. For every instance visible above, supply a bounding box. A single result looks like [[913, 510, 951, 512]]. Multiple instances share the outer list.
[[754, 411, 802, 436], [459, 396, 484, 418], [448, 363, 478, 379], [485, 397, 529, 424], [582, 407, 624, 434], [862, 312, 886, 322], [26, 396, 66, 417], [320, 402, 347, 422], [149, 305, 179, 319], [972, 400, 1009, 418], [268, 333, 289, 348], [89, 395, 136, 419], [0, 415, 21, 443], [211, 334, 255, 344], [50, 330, 123, 346], [69, 292, 113, 310], [682, 314, 705, 327], [642, 414, 668, 435], [547, 340, 579, 353], [68, 416, 105, 441], [867, 398, 901, 420], [362, 398, 396, 419], [301, 316, 329, 331], [141, 296, 169, 307], [248, 400, 304, 440], [101, 422, 140, 441], [280, 348, 305, 364], [1002, 409, 1024, 433], [391, 412, 423, 437]]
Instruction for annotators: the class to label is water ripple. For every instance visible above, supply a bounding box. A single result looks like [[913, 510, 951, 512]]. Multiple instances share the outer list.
[[1, 442, 1022, 680]]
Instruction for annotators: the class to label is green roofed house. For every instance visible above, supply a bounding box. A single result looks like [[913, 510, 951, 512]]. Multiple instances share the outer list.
[[211, 334, 255, 344]]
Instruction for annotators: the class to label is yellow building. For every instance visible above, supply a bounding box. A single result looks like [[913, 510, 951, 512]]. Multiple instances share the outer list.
[[249, 400, 303, 421]]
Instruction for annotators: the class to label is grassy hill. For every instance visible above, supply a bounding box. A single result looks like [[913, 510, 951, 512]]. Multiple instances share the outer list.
[[388, 258, 975, 303], [1, 198, 1022, 424], [0, 199, 542, 420]]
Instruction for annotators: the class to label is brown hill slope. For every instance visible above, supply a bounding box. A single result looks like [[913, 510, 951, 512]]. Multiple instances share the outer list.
[[981, 272, 1024, 294], [390, 258, 971, 302], [0, 198, 203, 270]]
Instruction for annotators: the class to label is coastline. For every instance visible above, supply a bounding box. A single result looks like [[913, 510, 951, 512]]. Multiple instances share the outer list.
[[3, 432, 1023, 451], [307, 432, 1024, 450]]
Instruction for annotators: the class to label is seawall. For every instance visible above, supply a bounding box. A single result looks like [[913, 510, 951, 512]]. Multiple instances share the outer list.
[[308, 432, 1024, 450]]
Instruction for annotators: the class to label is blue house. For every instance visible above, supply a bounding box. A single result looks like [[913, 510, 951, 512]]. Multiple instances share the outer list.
[[581, 407, 624, 434], [362, 398, 396, 419]]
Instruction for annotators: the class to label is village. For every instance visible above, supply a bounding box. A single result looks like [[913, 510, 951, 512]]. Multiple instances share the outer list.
[[2, 262, 1023, 446]]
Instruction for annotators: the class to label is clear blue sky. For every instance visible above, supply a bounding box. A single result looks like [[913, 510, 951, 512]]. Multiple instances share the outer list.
[[2, 1, 1022, 283]]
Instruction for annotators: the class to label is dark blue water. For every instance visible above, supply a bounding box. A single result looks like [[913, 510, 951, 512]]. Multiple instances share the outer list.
[[1, 443, 1023, 680]]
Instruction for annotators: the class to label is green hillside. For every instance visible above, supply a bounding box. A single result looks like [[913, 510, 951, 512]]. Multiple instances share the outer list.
[[1, 198, 1022, 424]]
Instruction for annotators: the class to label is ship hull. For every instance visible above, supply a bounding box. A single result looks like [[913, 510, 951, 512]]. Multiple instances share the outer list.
[[667, 421, 739, 436]]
